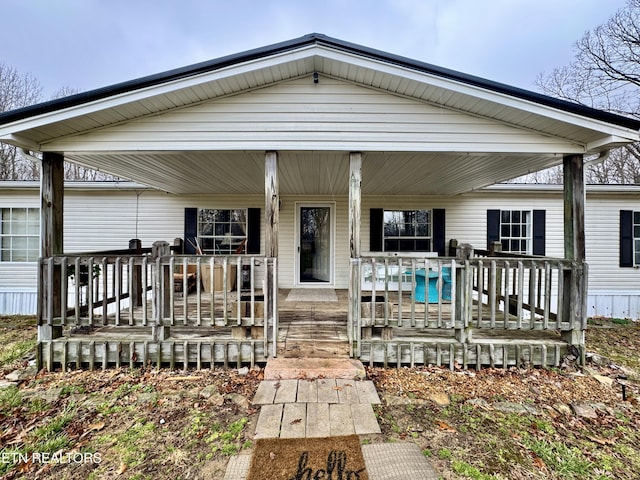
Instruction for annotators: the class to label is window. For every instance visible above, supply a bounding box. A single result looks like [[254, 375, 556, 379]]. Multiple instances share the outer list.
[[499, 210, 531, 254], [635, 211, 640, 266], [383, 210, 431, 252], [197, 209, 247, 254], [1, 208, 39, 262]]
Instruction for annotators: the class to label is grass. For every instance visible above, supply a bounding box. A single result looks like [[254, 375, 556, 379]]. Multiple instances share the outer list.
[[0, 384, 22, 413], [97, 418, 157, 468], [0, 406, 76, 476], [205, 417, 249, 456], [0, 315, 37, 367]]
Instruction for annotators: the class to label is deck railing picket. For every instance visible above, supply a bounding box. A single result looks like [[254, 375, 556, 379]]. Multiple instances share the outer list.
[[489, 261, 496, 328], [87, 257, 95, 325], [516, 261, 524, 329], [221, 257, 229, 325], [503, 260, 510, 327], [181, 257, 188, 325], [397, 258, 404, 328], [101, 258, 108, 324], [476, 260, 484, 328], [370, 258, 377, 328], [60, 257, 68, 327], [384, 258, 390, 326], [528, 265, 536, 329], [142, 257, 149, 326], [209, 257, 215, 327], [556, 262, 564, 329], [411, 258, 419, 327], [235, 260, 241, 326], [115, 257, 122, 326], [195, 257, 202, 326], [422, 258, 430, 328], [128, 257, 135, 325], [168, 257, 176, 326]]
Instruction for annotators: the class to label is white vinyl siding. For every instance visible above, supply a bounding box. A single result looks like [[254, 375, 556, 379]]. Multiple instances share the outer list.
[[0, 185, 638, 317], [47, 78, 580, 155]]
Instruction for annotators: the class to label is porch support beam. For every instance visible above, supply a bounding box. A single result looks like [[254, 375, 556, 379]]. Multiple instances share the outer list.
[[265, 151, 279, 257], [562, 154, 587, 357], [265, 151, 279, 357], [348, 152, 362, 357], [41, 152, 64, 258], [563, 154, 586, 263], [38, 152, 64, 348], [349, 152, 362, 258]]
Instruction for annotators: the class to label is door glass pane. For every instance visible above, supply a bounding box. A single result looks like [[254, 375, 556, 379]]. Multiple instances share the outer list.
[[299, 207, 331, 283]]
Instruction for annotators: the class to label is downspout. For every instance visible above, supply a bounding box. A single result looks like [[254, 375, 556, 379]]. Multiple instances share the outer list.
[[584, 149, 610, 168], [19, 148, 42, 164]]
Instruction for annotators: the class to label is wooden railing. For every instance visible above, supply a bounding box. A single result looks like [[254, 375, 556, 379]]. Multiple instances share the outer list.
[[38, 247, 267, 330], [351, 252, 586, 358]]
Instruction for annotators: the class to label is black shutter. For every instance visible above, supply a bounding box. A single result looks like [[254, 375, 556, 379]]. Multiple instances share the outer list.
[[370, 208, 383, 252], [532, 210, 546, 256], [487, 210, 500, 249], [247, 208, 261, 254], [432, 209, 446, 256], [620, 210, 633, 267], [184, 208, 198, 254]]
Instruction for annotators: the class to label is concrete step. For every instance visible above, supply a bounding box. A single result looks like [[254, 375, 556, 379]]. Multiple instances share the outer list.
[[263, 356, 366, 380]]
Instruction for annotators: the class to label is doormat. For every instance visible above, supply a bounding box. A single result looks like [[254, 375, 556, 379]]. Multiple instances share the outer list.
[[286, 288, 338, 302], [246, 435, 368, 480]]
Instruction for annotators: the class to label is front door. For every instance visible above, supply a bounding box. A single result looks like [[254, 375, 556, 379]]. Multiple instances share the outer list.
[[297, 204, 333, 284]]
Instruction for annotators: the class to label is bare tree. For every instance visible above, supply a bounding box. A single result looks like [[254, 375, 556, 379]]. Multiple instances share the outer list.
[[0, 72, 122, 182], [536, 0, 640, 184], [0, 63, 43, 180]]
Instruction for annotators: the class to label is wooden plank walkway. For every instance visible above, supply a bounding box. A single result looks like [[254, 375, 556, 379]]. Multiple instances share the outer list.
[[253, 379, 381, 439]]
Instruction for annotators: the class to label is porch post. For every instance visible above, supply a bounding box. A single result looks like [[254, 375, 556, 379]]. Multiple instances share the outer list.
[[562, 154, 587, 358], [39, 152, 64, 347], [265, 151, 279, 357], [348, 152, 362, 357], [151, 241, 171, 341]]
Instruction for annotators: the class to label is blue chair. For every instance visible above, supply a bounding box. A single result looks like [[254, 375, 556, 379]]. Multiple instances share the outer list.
[[412, 267, 452, 303]]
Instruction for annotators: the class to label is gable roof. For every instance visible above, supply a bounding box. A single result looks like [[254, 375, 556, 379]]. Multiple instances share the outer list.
[[0, 33, 640, 130], [0, 34, 639, 196], [2, 33, 640, 131]]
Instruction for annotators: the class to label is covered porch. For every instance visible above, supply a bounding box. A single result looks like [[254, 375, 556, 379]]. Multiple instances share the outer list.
[[36, 240, 583, 370], [1, 34, 638, 371]]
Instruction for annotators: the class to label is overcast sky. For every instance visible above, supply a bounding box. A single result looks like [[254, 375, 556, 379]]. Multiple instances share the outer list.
[[0, 0, 630, 100]]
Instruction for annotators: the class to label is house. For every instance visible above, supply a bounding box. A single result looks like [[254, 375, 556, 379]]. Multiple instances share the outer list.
[[0, 33, 638, 370]]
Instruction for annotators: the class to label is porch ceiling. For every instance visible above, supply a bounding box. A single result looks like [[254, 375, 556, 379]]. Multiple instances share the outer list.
[[65, 150, 560, 195]]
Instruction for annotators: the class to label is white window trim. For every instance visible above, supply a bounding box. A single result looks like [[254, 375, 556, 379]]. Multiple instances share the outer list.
[[499, 209, 532, 255], [197, 208, 248, 255], [0, 207, 40, 263]]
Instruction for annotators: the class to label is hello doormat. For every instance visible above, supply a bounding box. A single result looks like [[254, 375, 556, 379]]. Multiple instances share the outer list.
[[246, 435, 368, 480]]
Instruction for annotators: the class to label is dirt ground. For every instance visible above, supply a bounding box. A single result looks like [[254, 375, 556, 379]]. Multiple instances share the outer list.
[[1, 316, 639, 480]]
